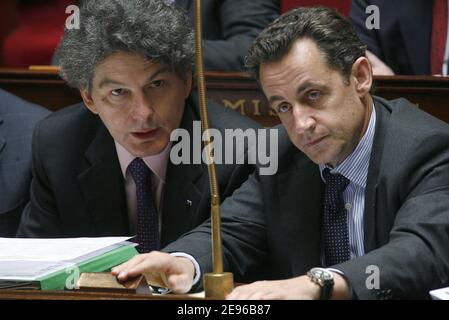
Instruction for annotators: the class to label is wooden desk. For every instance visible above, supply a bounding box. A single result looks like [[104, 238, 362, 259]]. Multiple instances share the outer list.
[[0, 289, 204, 300], [1, 69, 449, 127]]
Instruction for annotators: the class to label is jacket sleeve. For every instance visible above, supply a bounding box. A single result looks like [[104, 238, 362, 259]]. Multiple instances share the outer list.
[[202, 0, 279, 71], [16, 121, 63, 238], [336, 133, 449, 299], [350, 0, 383, 58]]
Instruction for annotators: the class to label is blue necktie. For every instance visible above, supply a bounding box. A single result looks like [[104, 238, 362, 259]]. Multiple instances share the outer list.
[[322, 168, 350, 266], [128, 158, 160, 253]]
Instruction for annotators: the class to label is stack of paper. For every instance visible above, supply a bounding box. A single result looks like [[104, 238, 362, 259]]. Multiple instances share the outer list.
[[430, 287, 449, 300], [0, 237, 138, 290]]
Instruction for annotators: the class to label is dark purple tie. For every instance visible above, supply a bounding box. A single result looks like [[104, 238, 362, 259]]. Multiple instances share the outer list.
[[322, 168, 350, 266], [128, 158, 160, 253]]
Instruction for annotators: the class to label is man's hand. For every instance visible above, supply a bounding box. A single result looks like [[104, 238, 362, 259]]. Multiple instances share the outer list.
[[227, 276, 320, 300], [111, 251, 195, 294], [366, 50, 395, 75], [226, 272, 350, 300]]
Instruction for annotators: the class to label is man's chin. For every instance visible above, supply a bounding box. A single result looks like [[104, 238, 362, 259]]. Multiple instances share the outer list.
[[305, 152, 334, 166], [128, 141, 169, 158]]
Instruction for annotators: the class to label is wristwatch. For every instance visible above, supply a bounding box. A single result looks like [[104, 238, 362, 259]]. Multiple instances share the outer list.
[[307, 267, 334, 300]]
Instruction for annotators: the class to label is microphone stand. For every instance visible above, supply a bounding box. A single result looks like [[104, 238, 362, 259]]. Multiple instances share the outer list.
[[194, 0, 234, 299]]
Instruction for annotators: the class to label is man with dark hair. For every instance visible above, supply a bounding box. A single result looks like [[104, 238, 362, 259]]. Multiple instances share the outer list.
[[17, 0, 260, 255], [0, 89, 49, 237], [113, 7, 449, 299]]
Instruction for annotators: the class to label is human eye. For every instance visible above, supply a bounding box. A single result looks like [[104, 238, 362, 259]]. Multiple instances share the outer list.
[[110, 88, 127, 97], [149, 79, 164, 88], [277, 103, 292, 114], [307, 90, 321, 103]]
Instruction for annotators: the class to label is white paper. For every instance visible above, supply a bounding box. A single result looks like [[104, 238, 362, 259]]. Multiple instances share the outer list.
[[430, 287, 449, 300], [0, 237, 133, 281], [0, 237, 131, 261]]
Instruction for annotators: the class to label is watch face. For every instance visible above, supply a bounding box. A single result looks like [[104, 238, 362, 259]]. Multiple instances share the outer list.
[[309, 268, 334, 300], [312, 268, 333, 281]]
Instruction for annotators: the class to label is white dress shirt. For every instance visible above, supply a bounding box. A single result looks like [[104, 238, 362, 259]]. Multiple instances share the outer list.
[[115, 141, 171, 234]]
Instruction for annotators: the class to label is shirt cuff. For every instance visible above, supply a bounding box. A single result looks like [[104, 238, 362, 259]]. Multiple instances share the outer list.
[[326, 267, 345, 275], [326, 268, 355, 300], [170, 252, 201, 286]]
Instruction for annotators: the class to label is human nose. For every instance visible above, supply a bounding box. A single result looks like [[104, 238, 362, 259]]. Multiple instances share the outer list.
[[131, 92, 154, 120], [291, 105, 316, 134]]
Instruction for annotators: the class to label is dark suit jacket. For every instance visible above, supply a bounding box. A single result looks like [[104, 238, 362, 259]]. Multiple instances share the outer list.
[[351, 0, 433, 75], [0, 89, 50, 237], [17, 94, 260, 247], [165, 96, 449, 299], [176, 0, 279, 71]]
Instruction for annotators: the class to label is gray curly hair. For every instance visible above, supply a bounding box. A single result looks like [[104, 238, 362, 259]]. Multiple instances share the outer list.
[[57, 0, 195, 91]]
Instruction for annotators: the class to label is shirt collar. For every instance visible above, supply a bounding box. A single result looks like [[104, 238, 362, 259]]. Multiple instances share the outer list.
[[115, 141, 172, 183], [319, 103, 377, 188]]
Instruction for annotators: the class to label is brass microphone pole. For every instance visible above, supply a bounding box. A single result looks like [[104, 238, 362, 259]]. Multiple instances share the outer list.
[[194, 0, 233, 299]]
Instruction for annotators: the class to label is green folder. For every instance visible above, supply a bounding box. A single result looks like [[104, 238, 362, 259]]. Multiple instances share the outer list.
[[37, 245, 138, 291]]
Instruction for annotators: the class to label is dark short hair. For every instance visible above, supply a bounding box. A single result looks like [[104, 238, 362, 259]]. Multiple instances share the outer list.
[[57, 0, 194, 90], [245, 6, 367, 82]]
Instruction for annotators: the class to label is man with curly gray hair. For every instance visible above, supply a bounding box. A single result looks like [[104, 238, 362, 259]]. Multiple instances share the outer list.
[[17, 0, 260, 255]]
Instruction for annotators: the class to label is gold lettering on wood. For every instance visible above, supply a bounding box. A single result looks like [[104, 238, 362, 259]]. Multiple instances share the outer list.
[[221, 98, 278, 118], [251, 99, 261, 116], [222, 99, 246, 116]]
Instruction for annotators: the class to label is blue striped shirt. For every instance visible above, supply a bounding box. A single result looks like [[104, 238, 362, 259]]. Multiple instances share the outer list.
[[319, 104, 376, 262]]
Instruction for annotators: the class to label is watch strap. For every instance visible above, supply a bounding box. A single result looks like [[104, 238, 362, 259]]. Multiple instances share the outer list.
[[320, 280, 333, 300], [307, 268, 334, 300]]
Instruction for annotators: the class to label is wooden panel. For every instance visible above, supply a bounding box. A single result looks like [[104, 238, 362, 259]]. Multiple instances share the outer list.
[[372, 75, 449, 126], [1, 69, 449, 127], [0, 288, 204, 300]]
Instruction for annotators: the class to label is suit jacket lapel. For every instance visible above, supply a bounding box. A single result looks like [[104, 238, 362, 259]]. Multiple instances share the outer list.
[[160, 160, 203, 245], [160, 100, 206, 246], [77, 122, 129, 236], [277, 147, 323, 275], [364, 97, 390, 252]]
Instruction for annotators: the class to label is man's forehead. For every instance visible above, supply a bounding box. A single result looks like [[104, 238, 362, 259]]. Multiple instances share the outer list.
[[260, 60, 328, 90], [260, 41, 343, 90], [92, 56, 173, 87]]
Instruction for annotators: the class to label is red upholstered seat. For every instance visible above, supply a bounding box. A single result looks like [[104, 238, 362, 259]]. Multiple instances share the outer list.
[[2, 0, 71, 67], [1, 1, 351, 67], [281, 0, 351, 16]]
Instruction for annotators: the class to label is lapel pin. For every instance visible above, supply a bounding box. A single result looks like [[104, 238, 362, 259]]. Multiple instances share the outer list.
[[186, 199, 193, 207]]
